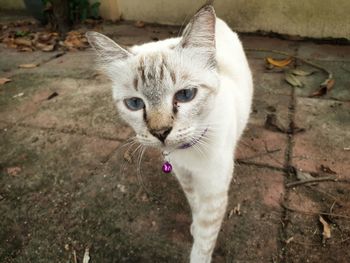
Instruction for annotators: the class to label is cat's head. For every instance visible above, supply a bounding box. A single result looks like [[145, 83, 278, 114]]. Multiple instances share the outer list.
[[86, 5, 219, 150]]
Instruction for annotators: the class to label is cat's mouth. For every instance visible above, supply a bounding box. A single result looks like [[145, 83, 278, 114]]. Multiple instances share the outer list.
[[161, 127, 208, 151]]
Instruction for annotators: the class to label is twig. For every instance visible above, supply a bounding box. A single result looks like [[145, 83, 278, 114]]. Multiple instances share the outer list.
[[83, 247, 90, 263], [286, 176, 337, 188], [329, 201, 336, 214], [236, 148, 281, 162], [282, 203, 350, 220], [73, 249, 77, 263]]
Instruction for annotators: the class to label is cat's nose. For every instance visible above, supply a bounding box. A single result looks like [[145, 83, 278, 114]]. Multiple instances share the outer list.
[[150, 127, 172, 143]]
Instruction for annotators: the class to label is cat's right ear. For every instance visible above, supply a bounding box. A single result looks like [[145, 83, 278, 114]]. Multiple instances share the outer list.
[[86, 31, 131, 64]]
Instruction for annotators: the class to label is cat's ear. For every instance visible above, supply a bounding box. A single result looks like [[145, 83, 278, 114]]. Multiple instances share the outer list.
[[86, 31, 131, 64], [180, 5, 216, 50]]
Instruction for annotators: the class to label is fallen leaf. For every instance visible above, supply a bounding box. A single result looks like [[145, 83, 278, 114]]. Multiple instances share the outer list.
[[13, 92, 24, 98], [296, 170, 314, 180], [36, 43, 55, 52], [0, 77, 11, 85], [319, 165, 337, 175], [266, 57, 293, 68], [285, 236, 294, 244], [83, 247, 90, 263], [18, 63, 38, 68], [291, 69, 316, 76], [14, 38, 32, 47], [18, 46, 33, 52], [233, 203, 241, 215], [38, 33, 52, 42], [42, 45, 55, 52], [134, 21, 145, 28], [310, 78, 335, 97], [7, 167, 22, 176], [319, 216, 331, 242], [285, 72, 303, 87]]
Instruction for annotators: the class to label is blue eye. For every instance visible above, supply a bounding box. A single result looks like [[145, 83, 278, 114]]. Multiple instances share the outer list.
[[124, 97, 145, 111], [174, 88, 197, 102]]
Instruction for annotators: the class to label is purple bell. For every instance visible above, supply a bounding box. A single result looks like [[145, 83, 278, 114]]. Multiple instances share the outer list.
[[162, 161, 172, 174]]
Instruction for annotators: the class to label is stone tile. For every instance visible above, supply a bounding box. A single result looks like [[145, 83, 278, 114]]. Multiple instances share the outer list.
[[236, 91, 290, 169], [0, 46, 63, 74], [284, 184, 350, 263], [0, 126, 121, 262], [248, 58, 293, 97], [292, 98, 350, 176], [291, 60, 350, 101], [0, 74, 51, 123], [60, 146, 191, 262], [297, 42, 350, 62], [236, 124, 287, 169], [217, 165, 284, 262], [241, 35, 299, 59], [22, 77, 132, 141], [33, 51, 96, 78]]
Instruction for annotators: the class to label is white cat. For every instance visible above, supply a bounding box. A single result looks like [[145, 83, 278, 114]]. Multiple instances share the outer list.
[[87, 5, 253, 263]]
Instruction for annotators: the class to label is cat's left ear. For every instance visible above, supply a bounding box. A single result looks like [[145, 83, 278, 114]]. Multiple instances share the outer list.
[[86, 31, 131, 65], [179, 5, 216, 52]]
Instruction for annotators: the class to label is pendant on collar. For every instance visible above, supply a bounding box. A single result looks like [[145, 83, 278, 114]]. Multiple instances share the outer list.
[[162, 161, 172, 173]]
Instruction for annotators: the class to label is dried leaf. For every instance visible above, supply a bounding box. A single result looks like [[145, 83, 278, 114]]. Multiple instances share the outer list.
[[0, 77, 11, 85], [310, 78, 335, 97], [319, 165, 337, 175], [135, 21, 145, 28], [18, 63, 38, 69], [285, 72, 303, 87], [13, 92, 24, 98], [7, 167, 22, 176], [41, 44, 55, 52], [285, 237, 294, 244], [319, 216, 331, 241], [14, 38, 32, 47], [18, 47, 33, 52], [266, 57, 293, 68], [291, 69, 316, 76], [38, 33, 52, 42], [233, 203, 241, 216], [83, 248, 90, 263], [296, 170, 314, 180]]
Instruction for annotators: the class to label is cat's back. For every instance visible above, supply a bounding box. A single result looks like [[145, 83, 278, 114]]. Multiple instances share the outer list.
[[215, 18, 251, 81]]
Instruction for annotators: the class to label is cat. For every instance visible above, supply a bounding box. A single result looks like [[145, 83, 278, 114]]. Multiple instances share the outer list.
[[86, 4, 253, 263]]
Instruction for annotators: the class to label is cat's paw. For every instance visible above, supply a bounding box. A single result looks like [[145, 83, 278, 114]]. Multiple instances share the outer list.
[[190, 246, 212, 263]]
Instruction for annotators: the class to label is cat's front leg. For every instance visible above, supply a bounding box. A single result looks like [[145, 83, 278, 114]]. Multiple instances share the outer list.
[[173, 166, 198, 215], [190, 182, 229, 263]]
